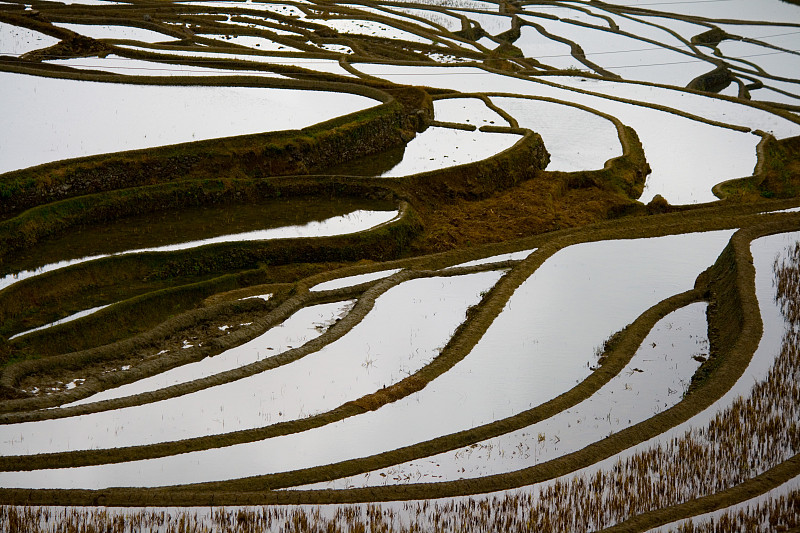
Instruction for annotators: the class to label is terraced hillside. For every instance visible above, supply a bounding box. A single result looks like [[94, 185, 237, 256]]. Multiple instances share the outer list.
[[0, 0, 799, 530]]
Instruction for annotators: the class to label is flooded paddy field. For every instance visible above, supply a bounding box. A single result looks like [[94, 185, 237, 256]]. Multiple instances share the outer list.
[[0, 71, 379, 174], [0, 0, 799, 531], [0, 200, 398, 291]]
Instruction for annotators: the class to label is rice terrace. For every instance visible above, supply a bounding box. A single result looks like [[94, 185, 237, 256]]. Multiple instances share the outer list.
[[1, 0, 800, 530]]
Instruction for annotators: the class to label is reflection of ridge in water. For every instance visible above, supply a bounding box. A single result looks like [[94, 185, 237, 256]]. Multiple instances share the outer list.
[[321, 144, 407, 176], [0, 209, 399, 293], [6, 198, 396, 272], [8, 304, 112, 341]]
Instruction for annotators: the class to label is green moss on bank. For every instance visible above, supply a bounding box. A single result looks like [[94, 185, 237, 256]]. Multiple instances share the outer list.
[[0, 90, 415, 219]]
